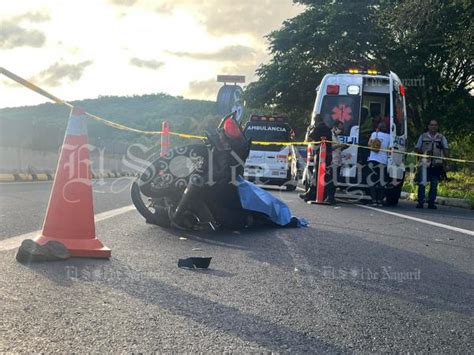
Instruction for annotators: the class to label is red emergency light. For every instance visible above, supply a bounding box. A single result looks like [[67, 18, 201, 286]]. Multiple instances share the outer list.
[[399, 84, 405, 96], [223, 116, 243, 139], [326, 85, 340, 95]]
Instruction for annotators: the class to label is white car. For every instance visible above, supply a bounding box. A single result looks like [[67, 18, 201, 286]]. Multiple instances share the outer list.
[[243, 115, 297, 191]]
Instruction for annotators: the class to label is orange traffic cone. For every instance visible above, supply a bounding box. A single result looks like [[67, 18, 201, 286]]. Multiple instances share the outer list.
[[33, 107, 111, 258]]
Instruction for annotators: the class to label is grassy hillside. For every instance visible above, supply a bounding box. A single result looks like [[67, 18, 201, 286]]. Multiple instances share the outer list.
[[0, 93, 220, 153]]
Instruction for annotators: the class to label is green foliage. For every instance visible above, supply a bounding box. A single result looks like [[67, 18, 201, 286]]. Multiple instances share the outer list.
[[403, 171, 474, 207], [245, 0, 473, 154], [0, 93, 219, 152]]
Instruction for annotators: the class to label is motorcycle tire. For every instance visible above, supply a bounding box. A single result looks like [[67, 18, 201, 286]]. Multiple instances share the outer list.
[[131, 179, 172, 227]]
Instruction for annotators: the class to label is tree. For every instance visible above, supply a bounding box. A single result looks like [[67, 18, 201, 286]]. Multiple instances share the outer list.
[[245, 0, 391, 135], [245, 0, 473, 152], [380, 0, 473, 138]]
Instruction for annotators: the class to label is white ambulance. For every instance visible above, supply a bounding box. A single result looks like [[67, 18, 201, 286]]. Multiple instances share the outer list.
[[303, 70, 408, 205], [243, 114, 297, 191]]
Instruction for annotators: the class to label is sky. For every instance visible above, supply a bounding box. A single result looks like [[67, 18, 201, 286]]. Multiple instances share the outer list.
[[0, 0, 303, 108]]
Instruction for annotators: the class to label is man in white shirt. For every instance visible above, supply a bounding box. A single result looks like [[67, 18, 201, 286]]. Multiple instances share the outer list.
[[367, 122, 391, 206]]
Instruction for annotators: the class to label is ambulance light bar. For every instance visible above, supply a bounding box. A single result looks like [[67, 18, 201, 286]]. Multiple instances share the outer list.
[[346, 69, 379, 75]]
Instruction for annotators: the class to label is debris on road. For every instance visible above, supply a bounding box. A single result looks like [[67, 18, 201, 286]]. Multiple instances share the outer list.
[[178, 257, 212, 269], [16, 239, 70, 263]]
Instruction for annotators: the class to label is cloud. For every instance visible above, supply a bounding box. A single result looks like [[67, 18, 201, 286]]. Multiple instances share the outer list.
[[0, 21, 46, 49], [0, 10, 50, 49], [1, 78, 19, 88], [222, 64, 258, 80], [155, 2, 175, 14], [184, 78, 221, 99], [15, 11, 50, 23], [153, 0, 303, 37], [199, 0, 303, 37], [32, 61, 93, 87], [108, 0, 138, 6], [129, 57, 165, 70], [169, 45, 256, 62]]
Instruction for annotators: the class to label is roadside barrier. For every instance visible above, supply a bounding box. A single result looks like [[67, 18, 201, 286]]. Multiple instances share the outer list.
[[0, 169, 134, 183], [28, 107, 111, 259], [17, 173, 33, 182], [1, 67, 472, 165], [36, 173, 49, 181], [0, 174, 15, 182]]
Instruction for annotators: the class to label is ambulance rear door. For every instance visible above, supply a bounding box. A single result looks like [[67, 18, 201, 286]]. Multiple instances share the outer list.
[[388, 72, 407, 180], [316, 74, 363, 179]]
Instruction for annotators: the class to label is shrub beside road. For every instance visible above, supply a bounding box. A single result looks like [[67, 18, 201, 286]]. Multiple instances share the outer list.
[[403, 171, 474, 208]]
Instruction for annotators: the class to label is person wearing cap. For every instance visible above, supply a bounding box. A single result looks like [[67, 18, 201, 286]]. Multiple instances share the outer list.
[[414, 120, 449, 209]]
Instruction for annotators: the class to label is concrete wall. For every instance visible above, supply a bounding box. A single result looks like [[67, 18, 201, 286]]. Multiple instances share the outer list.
[[0, 146, 131, 174]]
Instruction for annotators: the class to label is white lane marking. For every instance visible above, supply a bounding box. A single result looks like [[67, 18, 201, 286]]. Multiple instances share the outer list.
[[0, 178, 122, 186], [94, 205, 135, 222], [0, 204, 136, 251], [359, 205, 474, 236]]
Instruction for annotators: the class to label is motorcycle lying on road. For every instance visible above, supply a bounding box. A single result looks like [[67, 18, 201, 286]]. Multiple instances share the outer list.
[[131, 112, 258, 230], [131, 112, 302, 231]]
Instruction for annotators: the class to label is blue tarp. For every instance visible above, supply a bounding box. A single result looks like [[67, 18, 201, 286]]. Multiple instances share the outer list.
[[236, 176, 308, 227]]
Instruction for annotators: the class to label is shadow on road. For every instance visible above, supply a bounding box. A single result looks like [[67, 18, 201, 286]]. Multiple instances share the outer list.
[[283, 225, 474, 316], [20, 256, 344, 353]]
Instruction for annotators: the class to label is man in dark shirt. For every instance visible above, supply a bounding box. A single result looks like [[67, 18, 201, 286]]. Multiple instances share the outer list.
[[299, 115, 335, 203]]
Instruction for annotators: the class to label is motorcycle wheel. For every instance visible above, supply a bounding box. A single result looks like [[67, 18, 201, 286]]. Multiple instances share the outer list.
[[138, 143, 209, 198], [132, 143, 209, 227], [131, 179, 174, 227]]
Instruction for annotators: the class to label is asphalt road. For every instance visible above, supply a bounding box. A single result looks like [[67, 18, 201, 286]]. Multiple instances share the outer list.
[[0, 179, 473, 352], [0, 178, 133, 239]]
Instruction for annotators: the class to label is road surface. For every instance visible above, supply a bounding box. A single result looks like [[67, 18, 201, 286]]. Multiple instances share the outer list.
[[0, 179, 472, 352]]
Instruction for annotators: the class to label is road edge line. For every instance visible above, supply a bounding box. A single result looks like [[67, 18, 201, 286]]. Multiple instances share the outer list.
[[358, 205, 474, 236], [0, 204, 136, 251]]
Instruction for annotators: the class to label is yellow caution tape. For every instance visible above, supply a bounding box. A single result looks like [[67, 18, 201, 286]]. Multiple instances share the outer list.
[[252, 140, 315, 146], [322, 140, 474, 164], [168, 131, 206, 140], [2, 66, 472, 164]]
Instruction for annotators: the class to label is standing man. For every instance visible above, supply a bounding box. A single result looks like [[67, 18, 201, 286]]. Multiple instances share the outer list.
[[299, 114, 334, 203], [414, 120, 449, 209]]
